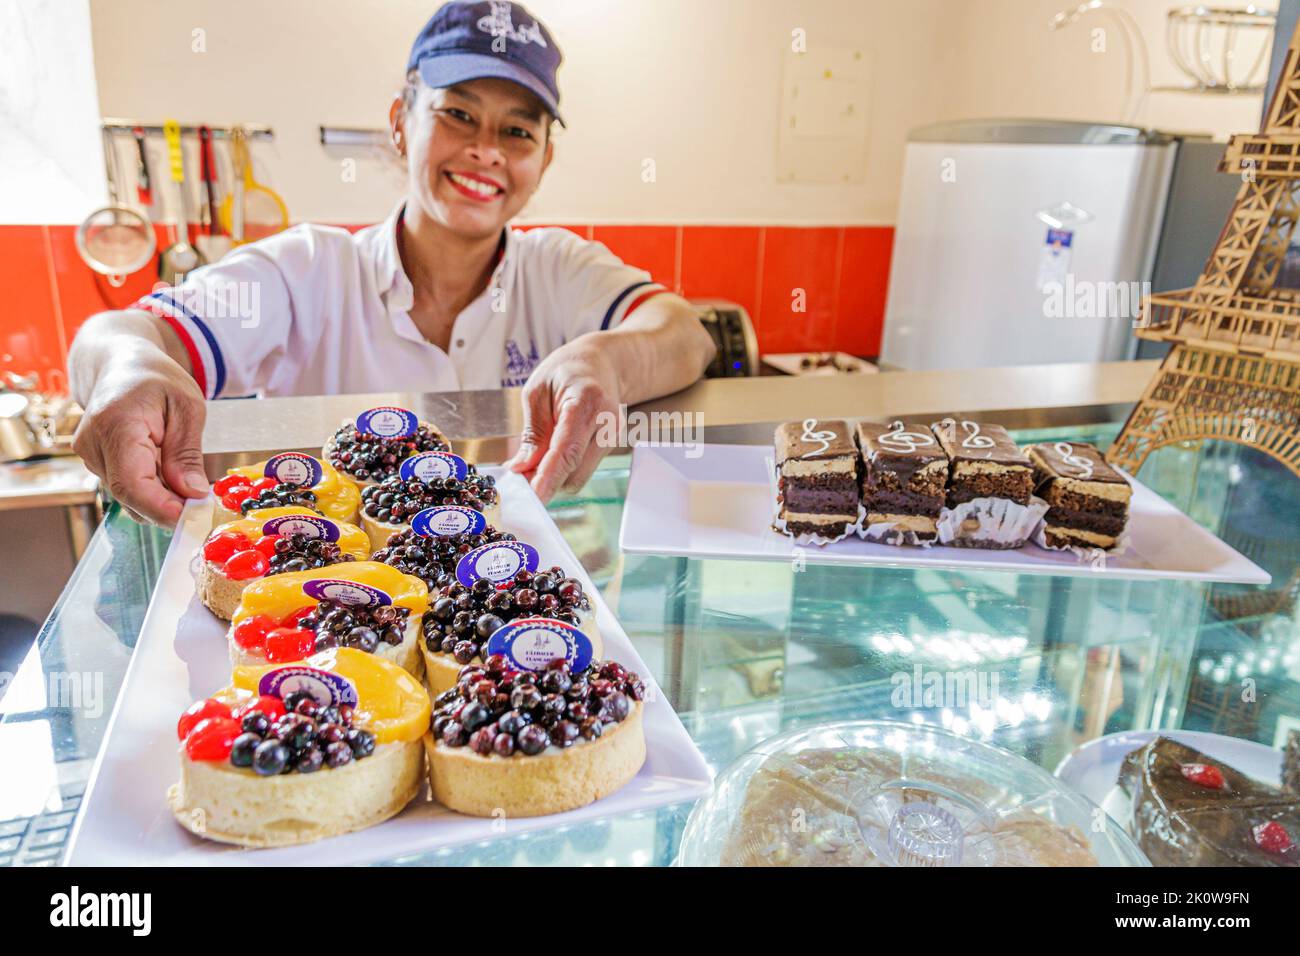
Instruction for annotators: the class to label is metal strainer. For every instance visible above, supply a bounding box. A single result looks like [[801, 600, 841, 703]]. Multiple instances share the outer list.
[[75, 128, 157, 286]]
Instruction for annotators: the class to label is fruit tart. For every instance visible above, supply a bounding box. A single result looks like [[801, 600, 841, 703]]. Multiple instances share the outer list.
[[324, 405, 452, 487], [418, 546, 602, 695], [197, 508, 370, 621], [371, 507, 516, 590], [229, 561, 428, 678], [426, 638, 647, 818], [359, 467, 502, 553], [211, 452, 361, 527], [168, 648, 429, 848]]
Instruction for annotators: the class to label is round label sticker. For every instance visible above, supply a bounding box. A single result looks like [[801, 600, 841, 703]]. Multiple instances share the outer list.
[[259, 664, 359, 707], [455, 541, 539, 587], [263, 452, 323, 487], [302, 578, 392, 607], [355, 406, 418, 439], [484, 617, 594, 675], [411, 505, 486, 538], [262, 514, 341, 542], [399, 451, 469, 483]]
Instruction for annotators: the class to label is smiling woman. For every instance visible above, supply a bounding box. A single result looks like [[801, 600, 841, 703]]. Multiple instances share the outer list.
[[66, 0, 716, 526]]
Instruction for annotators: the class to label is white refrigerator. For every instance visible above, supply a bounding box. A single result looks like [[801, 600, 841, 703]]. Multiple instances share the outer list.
[[879, 120, 1182, 370]]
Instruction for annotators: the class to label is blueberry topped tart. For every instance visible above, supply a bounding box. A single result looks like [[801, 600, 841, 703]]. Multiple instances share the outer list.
[[372, 525, 517, 590], [323, 410, 451, 486], [419, 566, 601, 695], [425, 655, 647, 817], [359, 473, 501, 552]]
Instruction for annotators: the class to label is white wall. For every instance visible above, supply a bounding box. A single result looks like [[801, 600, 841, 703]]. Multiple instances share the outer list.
[[87, 0, 1269, 227], [1, 0, 106, 224]]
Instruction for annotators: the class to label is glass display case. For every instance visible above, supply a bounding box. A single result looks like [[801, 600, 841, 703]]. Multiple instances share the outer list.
[[1, 415, 1296, 867]]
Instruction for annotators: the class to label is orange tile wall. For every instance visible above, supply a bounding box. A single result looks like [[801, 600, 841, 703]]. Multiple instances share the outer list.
[[0, 222, 893, 393]]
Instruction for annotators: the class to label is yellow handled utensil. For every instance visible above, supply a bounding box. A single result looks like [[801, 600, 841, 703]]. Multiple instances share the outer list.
[[219, 125, 288, 244], [159, 119, 201, 283]]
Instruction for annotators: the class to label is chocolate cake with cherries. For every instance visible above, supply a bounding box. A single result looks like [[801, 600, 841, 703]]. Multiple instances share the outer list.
[[1119, 737, 1299, 867], [1026, 441, 1131, 550], [774, 419, 860, 540], [855, 420, 948, 545]]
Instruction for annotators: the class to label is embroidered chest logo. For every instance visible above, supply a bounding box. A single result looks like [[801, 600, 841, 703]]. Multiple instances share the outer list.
[[477, 2, 548, 48], [503, 339, 540, 384]]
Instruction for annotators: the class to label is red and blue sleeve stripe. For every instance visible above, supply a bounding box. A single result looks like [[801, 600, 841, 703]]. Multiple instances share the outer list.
[[133, 291, 228, 399], [599, 280, 668, 331]]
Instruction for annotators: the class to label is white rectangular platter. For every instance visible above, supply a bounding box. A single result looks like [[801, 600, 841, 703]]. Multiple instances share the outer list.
[[619, 443, 1270, 585], [67, 470, 711, 866]]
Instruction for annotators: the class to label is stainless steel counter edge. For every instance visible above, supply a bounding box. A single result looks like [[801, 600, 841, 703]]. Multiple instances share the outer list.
[[200, 360, 1157, 473]]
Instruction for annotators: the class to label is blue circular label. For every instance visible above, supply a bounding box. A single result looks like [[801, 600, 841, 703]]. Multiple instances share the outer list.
[[455, 541, 539, 587], [301, 578, 392, 607], [399, 451, 469, 483], [484, 617, 594, 675], [356, 406, 418, 439], [263, 453, 323, 487], [262, 515, 341, 542], [259, 664, 359, 707], [411, 505, 486, 538]]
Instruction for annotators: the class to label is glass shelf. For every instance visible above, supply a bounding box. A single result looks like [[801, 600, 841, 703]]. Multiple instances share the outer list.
[[2, 419, 1296, 867]]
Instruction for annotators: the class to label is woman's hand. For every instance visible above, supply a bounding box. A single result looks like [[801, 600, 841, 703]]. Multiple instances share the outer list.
[[72, 335, 209, 527], [505, 336, 621, 502]]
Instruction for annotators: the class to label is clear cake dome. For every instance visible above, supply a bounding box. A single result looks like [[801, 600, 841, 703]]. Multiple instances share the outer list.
[[676, 720, 1149, 867]]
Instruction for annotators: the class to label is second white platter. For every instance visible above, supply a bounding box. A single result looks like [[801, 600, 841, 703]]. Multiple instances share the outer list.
[[619, 443, 1270, 585]]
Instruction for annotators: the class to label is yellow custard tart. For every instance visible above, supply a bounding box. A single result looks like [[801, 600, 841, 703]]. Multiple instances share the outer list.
[[197, 507, 371, 621], [229, 562, 429, 678], [168, 648, 430, 848], [211, 453, 361, 527]]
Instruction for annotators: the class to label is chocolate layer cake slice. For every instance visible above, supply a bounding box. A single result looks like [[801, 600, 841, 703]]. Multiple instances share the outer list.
[[774, 419, 859, 540], [1119, 737, 1299, 867], [856, 421, 948, 544], [931, 420, 1033, 507], [1026, 441, 1131, 550]]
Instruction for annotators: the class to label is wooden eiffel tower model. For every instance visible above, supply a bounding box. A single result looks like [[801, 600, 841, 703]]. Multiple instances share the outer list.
[[1107, 22, 1300, 478]]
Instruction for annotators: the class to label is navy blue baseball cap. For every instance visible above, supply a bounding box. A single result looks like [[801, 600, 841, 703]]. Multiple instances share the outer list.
[[407, 1, 565, 126]]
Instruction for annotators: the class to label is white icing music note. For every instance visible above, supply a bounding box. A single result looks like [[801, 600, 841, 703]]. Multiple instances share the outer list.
[[879, 420, 934, 453], [960, 420, 996, 449], [1053, 442, 1094, 479], [800, 419, 835, 457]]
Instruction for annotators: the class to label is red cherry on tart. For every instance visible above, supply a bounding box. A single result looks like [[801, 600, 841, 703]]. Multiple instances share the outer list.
[[177, 698, 233, 741], [223, 549, 270, 580], [232, 614, 278, 651], [203, 531, 252, 564], [1180, 763, 1226, 790], [1253, 821, 1295, 854], [184, 716, 243, 761], [213, 474, 252, 497], [232, 693, 286, 723], [253, 534, 281, 559], [264, 627, 316, 663]]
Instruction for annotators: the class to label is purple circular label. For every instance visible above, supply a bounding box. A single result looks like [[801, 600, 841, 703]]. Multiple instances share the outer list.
[[484, 617, 593, 675], [263, 452, 323, 487], [259, 664, 359, 707], [302, 578, 392, 607], [399, 451, 469, 483], [455, 541, 539, 587], [262, 515, 341, 541], [356, 406, 418, 439], [411, 506, 486, 538]]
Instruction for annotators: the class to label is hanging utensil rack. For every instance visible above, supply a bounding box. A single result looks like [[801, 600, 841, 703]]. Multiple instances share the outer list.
[[101, 119, 275, 140]]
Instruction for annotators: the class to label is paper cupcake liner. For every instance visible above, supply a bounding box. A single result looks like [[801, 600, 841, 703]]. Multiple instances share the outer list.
[[771, 503, 866, 547], [768, 454, 863, 546], [1031, 523, 1133, 563], [859, 521, 937, 548], [936, 496, 1049, 550]]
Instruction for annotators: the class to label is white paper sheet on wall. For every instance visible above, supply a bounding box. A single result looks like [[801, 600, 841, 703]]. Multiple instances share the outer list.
[[777, 47, 871, 184]]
